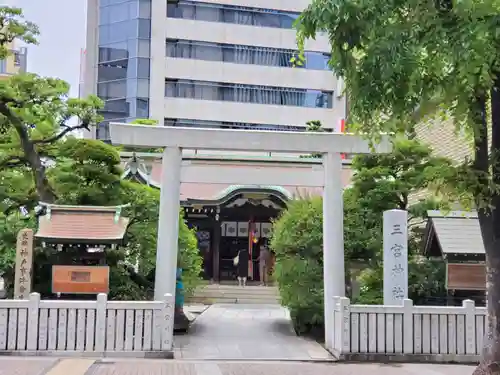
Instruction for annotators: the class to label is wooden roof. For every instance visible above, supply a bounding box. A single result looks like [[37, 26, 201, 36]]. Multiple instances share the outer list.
[[35, 203, 129, 244], [423, 210, 485, 258], [119, 153, 354, 203]]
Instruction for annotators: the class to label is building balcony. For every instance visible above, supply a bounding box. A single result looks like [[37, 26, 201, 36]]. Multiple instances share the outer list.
[[164, 57, 339, 92], [163, 97, 343, 130], [165, 18, 330, 52]]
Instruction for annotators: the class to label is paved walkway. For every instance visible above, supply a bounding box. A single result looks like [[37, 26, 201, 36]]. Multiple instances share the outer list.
[[0, 357, 477, 375], [174, 304, 333, 361]]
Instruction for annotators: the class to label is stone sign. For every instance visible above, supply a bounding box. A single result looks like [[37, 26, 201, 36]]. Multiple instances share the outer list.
[[14, 228, 34, 299], [383, 210, 408, 305]]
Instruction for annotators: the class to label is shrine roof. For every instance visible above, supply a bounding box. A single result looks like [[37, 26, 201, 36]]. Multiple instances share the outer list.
[[35, 203, 129, 244], [423, 210, 484, 257], [120, 153, 353, 203]]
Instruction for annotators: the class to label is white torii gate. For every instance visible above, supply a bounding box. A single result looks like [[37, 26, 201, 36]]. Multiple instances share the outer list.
[[109, 123, 391, 348]]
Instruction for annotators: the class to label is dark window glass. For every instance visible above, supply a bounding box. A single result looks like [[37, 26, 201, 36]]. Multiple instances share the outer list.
[[166, 39, 331, 70], [100, 2, 137, 25], [99, 19, 151, 44], [303, 52, 330, 70], [97, 122, 110, 140], [101, 97, 149, 122], [97, 0, 152, 134], [126, 57, 150, 79], [100, 0, 151, 23], [98, 79, 128, 100], [138, 0, 152, 19], [164, 80, 333, 108], [99, 39, 151, 63], [99, 41, 130, 62], [137, 19, 151, 38], [100, 0, 129, 7], [167, 1, 300, 29], [164, 118, 308, 132], [133, 98, 149, 118], [104, 99, 130, 116]]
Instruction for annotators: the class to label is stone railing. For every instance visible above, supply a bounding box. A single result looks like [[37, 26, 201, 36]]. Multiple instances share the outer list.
[[330, 297, 486, 363], [0, 293, 174, 358]]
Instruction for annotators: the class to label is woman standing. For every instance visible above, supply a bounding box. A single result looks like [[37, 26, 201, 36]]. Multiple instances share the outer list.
[[235, 248, 249, 287]]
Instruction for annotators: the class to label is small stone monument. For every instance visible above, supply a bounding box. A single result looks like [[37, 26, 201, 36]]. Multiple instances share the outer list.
[[14, 229, 34, 299], [383, 209, 408, 305]]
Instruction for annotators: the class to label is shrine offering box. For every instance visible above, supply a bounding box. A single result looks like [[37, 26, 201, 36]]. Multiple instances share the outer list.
[[52, 265, 110, 294]]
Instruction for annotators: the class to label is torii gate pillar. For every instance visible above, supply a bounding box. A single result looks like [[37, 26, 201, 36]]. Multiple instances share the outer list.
[[109, 123, 391, 350]]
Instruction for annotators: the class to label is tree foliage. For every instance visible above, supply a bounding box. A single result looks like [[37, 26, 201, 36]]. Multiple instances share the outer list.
[[355, 257, 446, 305], [296, 0, 500, 369], [0, 138, 203, 299], [271, 197, 324, 336], [0, 6, 38, 59], [346, 138, 450, 259], [0, 74, 103, 203], [50, 138, 123, 206], [121, 181, 203, 296], [271, 138, 451, 336], [0, 7, 202, 301]]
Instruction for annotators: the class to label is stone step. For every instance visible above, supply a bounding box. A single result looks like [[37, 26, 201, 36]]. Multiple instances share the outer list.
[[195, 286, 279, 296], [188, 296, 281, 305], [187, 285, 281, 305]]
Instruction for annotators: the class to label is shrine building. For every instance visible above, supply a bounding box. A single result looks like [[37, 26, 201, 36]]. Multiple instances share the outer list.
[[121, 150, 353, 282]]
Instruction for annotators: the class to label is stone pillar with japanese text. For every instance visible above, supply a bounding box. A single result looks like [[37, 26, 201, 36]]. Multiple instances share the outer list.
[[383, 209, 408, 305], [14, 229, 34, 299]]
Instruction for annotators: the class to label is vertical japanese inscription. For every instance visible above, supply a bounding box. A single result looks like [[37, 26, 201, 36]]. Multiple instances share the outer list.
[[14, 229, 34, 299], [383, 210, 408, 306]]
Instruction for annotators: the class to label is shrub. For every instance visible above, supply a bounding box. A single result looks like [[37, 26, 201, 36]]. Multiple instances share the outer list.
[[270, 197, 325, 335], [122, 181, 203, 298], [178, 213, 203, 296], [354, 256, 446, 305]]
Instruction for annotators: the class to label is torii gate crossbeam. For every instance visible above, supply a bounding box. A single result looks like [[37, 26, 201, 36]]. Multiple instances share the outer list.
[[109, 123, 391, 350]]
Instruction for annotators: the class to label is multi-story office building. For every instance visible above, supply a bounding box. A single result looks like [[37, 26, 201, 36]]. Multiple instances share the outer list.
[[82, 0, 349, 282], [82, 0, 347, 139], [0, 43, 27, 79]]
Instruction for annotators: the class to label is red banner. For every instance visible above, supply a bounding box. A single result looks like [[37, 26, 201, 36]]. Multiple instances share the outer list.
[[248, 220, 254, 279]]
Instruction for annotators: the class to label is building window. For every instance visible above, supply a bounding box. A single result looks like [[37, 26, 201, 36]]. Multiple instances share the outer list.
[[166, 39, 331, 70], [165, 79, 333, 108], [0, 60, 6, 74], [97, 0, 153, 138], [164, 118, 309, 132], [167, 0, 300, 29]]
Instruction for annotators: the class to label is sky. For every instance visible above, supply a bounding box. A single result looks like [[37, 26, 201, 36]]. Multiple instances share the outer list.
[[7, 0, 87, 98]]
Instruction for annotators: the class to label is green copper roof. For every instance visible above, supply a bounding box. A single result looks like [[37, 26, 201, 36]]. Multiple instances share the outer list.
[[213, 185, 293, 200]]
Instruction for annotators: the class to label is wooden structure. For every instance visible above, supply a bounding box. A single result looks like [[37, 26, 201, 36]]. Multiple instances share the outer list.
[[121, 152, 340, 282], [423, 210, 486, 305], [35, 203, 129, 298]]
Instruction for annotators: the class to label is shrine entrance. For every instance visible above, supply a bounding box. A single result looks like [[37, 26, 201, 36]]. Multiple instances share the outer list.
[[109, 123, 391, 349]]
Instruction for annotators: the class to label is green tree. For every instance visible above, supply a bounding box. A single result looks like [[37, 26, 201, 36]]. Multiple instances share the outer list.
[[305, 120, 324, 132], [121, 181, 203, 296], [271, 197, 324, 336], [50, 138, 123, 206], [271, 138, 452, 337], [296, 0, 500, 369], [301, 120, 325, 159], [0, 73, 102, 203], [355, 258, 446, 305], [0, 7, 38, 59], [346, 138, 450, 259], [0, 7, 102, 205], [0, 7, 203, 301]]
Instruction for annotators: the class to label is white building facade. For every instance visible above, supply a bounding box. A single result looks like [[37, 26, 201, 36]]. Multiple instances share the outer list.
[[82, 0, 346, 139]]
